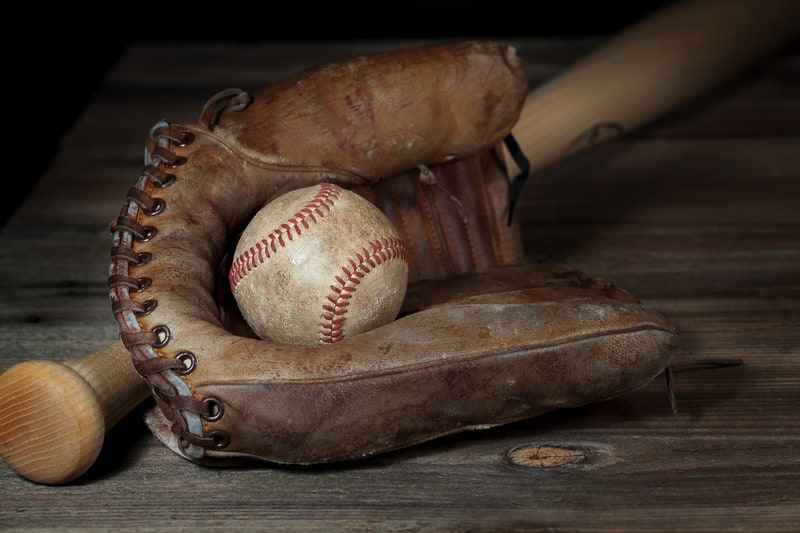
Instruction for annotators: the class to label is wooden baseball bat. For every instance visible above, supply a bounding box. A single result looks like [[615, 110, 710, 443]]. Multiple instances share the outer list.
[[1, 0, 798, 485], [0, 342, 150, 484], [509, 0, 800, 176]]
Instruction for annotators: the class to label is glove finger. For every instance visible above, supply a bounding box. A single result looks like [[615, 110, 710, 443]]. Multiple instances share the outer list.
[[213, 40, 528, 179]]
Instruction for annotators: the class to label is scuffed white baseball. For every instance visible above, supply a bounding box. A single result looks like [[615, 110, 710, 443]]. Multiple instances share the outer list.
[[229, 183, 409, 346]]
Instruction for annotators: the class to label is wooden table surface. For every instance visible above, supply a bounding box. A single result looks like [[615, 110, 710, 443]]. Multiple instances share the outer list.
[[1, 36, 798, 531]]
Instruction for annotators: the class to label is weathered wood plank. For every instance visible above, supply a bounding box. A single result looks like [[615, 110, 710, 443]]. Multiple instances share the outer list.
[[1, 38, 798, 531]]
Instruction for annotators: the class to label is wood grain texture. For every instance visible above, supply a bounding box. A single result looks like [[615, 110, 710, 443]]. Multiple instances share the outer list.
[[0, 36, 798, 530]]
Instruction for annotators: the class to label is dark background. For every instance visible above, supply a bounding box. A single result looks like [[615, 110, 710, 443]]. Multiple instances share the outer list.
[[1, 1, 672, 228]]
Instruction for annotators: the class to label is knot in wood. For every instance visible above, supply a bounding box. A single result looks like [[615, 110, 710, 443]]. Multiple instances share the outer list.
[[507, 444, 589, 468]]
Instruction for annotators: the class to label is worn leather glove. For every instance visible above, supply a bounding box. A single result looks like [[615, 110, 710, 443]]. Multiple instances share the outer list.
[[108, 40, 679, 467]]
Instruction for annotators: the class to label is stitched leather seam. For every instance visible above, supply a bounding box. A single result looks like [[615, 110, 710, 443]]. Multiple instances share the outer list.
[[320, 237, 410, 344], [228, 183, 341, 290]]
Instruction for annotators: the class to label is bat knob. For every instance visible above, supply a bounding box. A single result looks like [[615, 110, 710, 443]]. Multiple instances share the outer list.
[[0, 360, 105, 485]]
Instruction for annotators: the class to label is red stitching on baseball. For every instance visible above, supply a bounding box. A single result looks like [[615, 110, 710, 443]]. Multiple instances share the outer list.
[[320, 236, 409, 344], [228, 183, 341, 290]]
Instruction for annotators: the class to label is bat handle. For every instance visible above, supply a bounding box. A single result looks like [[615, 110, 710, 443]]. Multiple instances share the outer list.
[[0, 342, 150, 485]]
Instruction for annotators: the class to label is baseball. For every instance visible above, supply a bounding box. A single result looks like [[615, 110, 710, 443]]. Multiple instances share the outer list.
[[228, 183, 410, 346]]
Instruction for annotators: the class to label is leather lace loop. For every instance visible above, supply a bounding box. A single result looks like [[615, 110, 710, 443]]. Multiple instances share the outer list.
[[135, 277, 152, 292], [174, 424, 231, 450], [111, 298, 151, 315], [175, 352, 197, 374], [126, 187, 165, 216], [169, 393, 213, 415], [198, 88, 251, 130], [149, 144, 185, 167], [111, 246, 147, 265], [108, 274, 142, 291], [120, 329, 162, 348], [203, 397, 224, 422], [134, 252, 152, 267], [208, 431, 231, 449], [134, 356, 186, 377], [141, 165, 176, 188], [151, 325, 171, 349], [135, 299, 158, 316]]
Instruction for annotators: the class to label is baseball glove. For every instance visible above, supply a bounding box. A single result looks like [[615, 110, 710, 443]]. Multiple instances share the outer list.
[[108, 40, 679, 467]]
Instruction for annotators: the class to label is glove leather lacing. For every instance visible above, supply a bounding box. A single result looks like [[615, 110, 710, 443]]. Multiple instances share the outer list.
[[109, 89, 251, 458], [503, 132, 531, 226]]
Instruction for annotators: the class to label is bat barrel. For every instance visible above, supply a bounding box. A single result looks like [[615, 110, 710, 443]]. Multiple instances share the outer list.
[[512, 0, 800, 175]]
